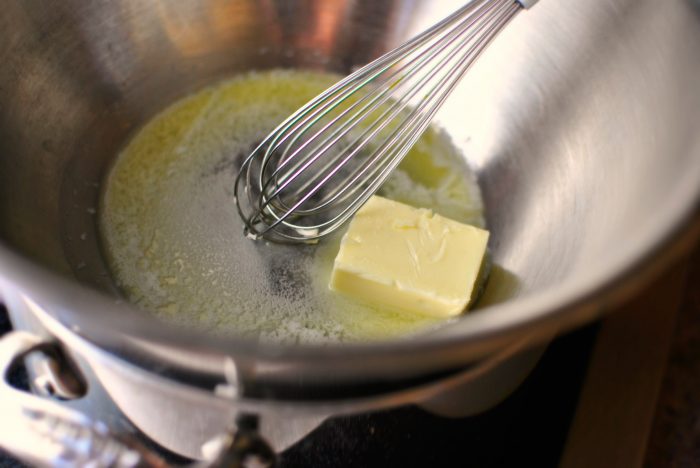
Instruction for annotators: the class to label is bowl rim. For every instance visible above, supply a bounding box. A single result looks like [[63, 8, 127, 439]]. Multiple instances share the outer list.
[[1, 183, 698, 394]]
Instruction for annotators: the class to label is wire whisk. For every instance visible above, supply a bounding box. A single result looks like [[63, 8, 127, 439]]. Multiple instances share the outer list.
[[234, 0, 537, 244]]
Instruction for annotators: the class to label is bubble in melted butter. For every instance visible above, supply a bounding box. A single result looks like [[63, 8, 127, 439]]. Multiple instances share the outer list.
[[99, 69, 485, 344]]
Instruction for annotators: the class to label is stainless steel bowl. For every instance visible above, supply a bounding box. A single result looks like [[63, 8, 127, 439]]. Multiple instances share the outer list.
[[0, 0, 699, 461]]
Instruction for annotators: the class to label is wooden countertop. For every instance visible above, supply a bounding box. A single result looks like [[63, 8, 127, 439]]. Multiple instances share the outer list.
[[561, 245, 700, 467], [646, 245, 700, 467]]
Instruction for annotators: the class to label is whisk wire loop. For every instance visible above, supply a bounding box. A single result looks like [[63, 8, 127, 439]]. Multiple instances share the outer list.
[[260, 0, 511, 219], [235, 0, 526, 243]]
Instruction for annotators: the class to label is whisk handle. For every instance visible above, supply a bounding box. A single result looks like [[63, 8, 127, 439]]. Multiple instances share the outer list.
[[515, 0, 538, 9]]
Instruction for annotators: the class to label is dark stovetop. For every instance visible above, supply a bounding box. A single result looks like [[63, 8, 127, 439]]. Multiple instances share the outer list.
[[0, 304, 597, 468], [281, 329, 596, 468]]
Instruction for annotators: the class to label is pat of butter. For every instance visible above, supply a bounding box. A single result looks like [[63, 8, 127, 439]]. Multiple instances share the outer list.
[[329, 196, 489, 318]]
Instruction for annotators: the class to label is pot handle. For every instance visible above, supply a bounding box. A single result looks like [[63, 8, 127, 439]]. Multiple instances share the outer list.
[[0, 331, 275, 468]]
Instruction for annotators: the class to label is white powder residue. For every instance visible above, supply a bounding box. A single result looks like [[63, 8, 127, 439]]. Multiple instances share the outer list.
[[99, 70, 485, 344]]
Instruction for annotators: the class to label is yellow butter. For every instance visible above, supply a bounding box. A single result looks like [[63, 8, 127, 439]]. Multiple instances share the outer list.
[[329, 196, 489, 318]]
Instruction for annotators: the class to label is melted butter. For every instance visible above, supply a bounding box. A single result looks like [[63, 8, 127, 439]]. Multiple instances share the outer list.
[[100, 69, 485, 343]]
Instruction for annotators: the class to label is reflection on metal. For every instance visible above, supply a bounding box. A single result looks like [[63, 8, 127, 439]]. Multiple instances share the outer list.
[[0, 332, 154, 467]]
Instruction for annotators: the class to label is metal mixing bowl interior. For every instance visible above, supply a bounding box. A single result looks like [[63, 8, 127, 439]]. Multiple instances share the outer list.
[[1, 0, 699, 393]]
